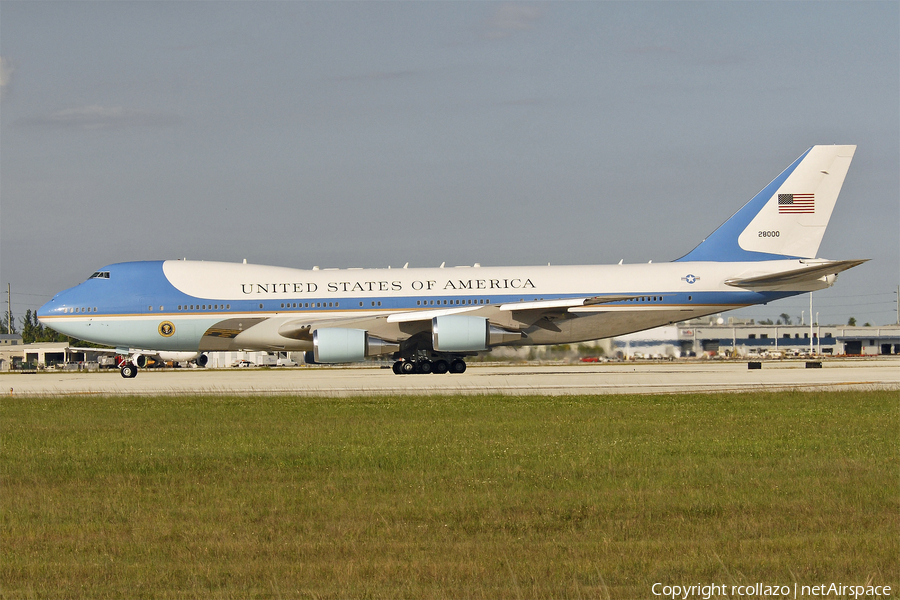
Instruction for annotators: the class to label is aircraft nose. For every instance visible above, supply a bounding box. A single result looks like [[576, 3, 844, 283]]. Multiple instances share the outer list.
[[37, 297, 57, 322], [37, 293, 68, 323]]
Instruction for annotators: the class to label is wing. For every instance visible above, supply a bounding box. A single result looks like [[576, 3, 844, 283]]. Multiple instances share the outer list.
[[200, 295, 651, 352], [68, 346, 118, 353]]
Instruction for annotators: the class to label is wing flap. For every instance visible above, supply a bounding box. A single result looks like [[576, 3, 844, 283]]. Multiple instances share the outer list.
[[569, 305, 696, 314], [386, 305, 485, 323], [499, 295, 638, 312]]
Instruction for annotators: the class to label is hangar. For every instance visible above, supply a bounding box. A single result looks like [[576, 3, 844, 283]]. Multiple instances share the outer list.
[[0, 340, 115, 371]]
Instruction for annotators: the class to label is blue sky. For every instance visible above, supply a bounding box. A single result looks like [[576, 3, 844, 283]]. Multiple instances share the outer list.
[[1, 1, 898, 326]]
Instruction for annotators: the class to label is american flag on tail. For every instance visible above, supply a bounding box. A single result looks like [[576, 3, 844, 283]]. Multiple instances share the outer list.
[[778, 193, 815, 214]]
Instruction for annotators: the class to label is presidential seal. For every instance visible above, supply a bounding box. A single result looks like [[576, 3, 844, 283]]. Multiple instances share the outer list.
[[158, 321, 175, 337]]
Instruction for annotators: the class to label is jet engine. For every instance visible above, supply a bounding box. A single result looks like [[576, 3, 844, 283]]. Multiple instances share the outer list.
[[157, 351, 208, 366], [432, 315, 521, 352], [312, 328, 400, 363]]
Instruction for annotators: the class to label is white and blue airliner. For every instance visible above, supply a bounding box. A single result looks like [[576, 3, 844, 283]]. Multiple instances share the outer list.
[[39, 145, 866, 377]]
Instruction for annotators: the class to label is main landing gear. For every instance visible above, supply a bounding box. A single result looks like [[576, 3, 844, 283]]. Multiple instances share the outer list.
[[117, 355, 138, 378], [391, 358, 467, 375]]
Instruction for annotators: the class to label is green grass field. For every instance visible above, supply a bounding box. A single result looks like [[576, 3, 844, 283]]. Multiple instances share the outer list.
[[2, 391, 897, 599]]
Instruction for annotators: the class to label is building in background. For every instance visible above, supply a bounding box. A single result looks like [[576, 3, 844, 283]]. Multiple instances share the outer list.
[[4, 325, 897, 371], [614, 317, 900, 358]]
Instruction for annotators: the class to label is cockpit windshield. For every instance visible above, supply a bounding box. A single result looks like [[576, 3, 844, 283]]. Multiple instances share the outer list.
[[89, 271, 110, 280]]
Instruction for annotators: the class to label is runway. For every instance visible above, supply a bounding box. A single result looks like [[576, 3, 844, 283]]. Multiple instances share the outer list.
[[3, 358, 898, 396]]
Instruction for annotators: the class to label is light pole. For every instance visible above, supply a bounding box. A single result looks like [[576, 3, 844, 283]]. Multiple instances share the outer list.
[[895, 286, 899, 325], [816, 312, 820, 355], [809, 293, 814, 356]]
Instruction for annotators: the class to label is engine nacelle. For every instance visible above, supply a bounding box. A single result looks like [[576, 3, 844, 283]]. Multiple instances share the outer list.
[[133, 354, 150, 368], [155, 351, 208, 366], [158, 351, 200, 363], [312, 328, 400, 364], [432, 316, 521, 352]]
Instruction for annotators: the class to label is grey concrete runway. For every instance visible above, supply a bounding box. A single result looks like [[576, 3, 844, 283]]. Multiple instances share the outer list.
[[3, 358, 898, 396]]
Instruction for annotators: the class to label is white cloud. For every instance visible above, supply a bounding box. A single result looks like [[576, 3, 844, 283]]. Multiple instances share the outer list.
[[0, 56, 13, 99], [22, 105, 181, 130], [482, 3, 542, 40]]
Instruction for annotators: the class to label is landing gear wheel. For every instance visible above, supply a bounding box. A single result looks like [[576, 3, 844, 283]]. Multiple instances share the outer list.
[[416, 359, 432, 374], [450, 359, 467, 374], [399, 360, 416, 375], [392, 361, 402, 375], [120, 365, 137, 378], [433, 360, 449, 374]]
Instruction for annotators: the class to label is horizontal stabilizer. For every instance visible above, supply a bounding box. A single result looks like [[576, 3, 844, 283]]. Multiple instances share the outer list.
[[725, 259, 867, 288]]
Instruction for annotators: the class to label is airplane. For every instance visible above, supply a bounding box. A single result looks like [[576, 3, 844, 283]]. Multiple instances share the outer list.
[[38, 145, 866, 378]]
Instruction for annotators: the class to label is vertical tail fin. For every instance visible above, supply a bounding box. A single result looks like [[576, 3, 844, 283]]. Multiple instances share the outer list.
[[677, 145, 856, 262]]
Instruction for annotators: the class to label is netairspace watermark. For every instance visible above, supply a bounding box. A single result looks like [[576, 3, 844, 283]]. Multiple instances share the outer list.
[[651, 582, 893, 599]]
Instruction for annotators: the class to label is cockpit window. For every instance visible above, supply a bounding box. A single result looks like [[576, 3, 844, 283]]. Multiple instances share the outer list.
[[89, 271, 110, 279]]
